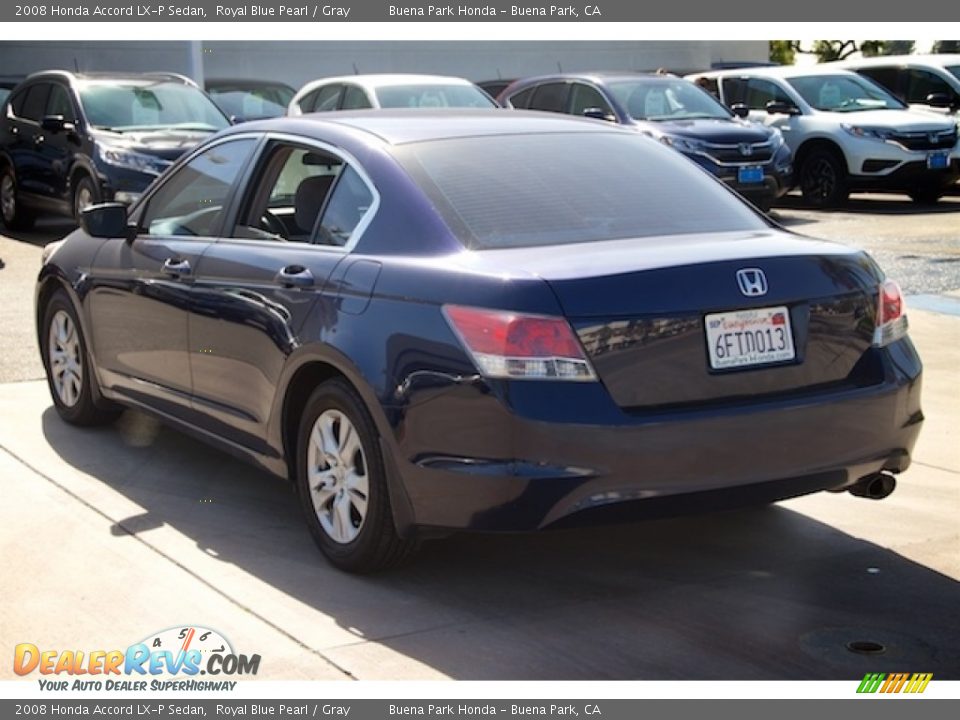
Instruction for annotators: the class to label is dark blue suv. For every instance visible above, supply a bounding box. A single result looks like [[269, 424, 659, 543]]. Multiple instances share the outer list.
[[499, 73, 794, 210], [0, 71, 229, 230]]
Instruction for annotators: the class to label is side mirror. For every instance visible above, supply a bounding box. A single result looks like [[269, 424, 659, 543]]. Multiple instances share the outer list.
[[40, 115, 75, 134], [765, 100, 800, 116], [582, 107, 617, 123], [730, 103, 750, 119], [80, 203, 136, 241], [924, 92, 953, 109]]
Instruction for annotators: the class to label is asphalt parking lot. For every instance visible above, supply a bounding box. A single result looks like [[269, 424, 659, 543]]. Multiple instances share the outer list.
[[1, 193, 958, 680]]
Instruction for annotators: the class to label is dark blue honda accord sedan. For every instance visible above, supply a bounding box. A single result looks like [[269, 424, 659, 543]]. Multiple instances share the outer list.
[[36, 110, 922, 572]]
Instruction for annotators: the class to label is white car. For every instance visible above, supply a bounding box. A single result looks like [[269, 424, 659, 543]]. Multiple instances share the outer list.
[[287, 74, 497, 115], [686, 66, 959, 206], [830, 54, 960, 118]]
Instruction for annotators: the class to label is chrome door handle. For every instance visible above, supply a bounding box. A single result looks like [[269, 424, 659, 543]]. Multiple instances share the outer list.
[[274, 265, 314, 288], [162, 258, 191, 276]]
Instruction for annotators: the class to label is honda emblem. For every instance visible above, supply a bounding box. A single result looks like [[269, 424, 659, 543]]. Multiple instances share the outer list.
[[736, 268, 768, 297]]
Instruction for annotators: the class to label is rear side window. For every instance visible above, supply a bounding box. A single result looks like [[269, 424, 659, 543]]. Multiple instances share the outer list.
[[317, 165, 374, 247], [21, 84, 50, 121], [398, 132, 767, 250], [506, 86, 535, 109], [528, 83, 568, 113]]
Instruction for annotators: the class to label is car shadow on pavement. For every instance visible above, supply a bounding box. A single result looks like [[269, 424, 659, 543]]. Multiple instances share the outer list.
[[2, 219, 77, 247], [40, 406, 960, 681]]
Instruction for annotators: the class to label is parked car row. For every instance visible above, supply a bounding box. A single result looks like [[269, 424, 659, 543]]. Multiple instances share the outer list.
[[3, 58, 959, 232]]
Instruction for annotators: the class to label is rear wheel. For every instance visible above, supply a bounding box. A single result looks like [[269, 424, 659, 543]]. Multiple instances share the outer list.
[[799, 150, 849, 208], [0, 166, 36, 231], [40, 289, 120, 426], [296, 378, 417, 572]]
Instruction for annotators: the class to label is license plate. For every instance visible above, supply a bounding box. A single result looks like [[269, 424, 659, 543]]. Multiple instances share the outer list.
[[927, 151, 949, 170], [705, 306, 795, 370], [738, 166, 764, 184]]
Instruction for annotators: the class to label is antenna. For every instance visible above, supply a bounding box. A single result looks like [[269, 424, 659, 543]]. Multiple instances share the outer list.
[[352, 63, 359, 75], [74, 57, 79, 72], [557, 61, 563, 73]]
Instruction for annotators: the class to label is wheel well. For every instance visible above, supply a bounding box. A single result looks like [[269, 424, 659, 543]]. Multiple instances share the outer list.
[[281, 361, 348, 480], [35, 276, 68, 338], [795, 139, 847, 174]]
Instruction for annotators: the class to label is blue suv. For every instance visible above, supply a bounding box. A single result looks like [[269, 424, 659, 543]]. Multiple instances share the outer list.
[[499, 73, 794, 211], [0, 71, 229, 230]]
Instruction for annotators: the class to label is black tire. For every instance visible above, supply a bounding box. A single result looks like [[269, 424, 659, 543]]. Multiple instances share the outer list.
[[40, 289, 120, 426], [72, 175, 99, 224], [0, 166, 36, 231], [909, 187, 944, 205], [799, 149, 849, 208], [296, 378, 418, 572]]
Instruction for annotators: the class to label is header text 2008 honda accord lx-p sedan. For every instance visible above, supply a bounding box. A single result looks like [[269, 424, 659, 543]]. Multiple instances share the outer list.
[[36, 110, 922, 572]]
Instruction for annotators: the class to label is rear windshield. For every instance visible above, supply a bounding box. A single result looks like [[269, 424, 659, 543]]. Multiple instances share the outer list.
[[396, 132, 767, 250]]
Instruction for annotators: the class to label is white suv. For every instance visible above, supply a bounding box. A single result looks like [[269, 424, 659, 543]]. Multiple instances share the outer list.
[[831, 54, 960, 118], [687, 66, 959, 206]]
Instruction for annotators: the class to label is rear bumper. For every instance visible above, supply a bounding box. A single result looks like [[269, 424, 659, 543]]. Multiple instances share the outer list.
[[389, 338, 923, 532]]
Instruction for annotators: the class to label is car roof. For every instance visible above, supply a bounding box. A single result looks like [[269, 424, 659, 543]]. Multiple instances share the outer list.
[[225, 108, 628, 146], [300, 74, 478, 91], [690, 66, 863, 80], [24, 70, 197, 85], [831, 54, 960, 68], [206, 78, 295, 90], [508, 72, 670, 86]]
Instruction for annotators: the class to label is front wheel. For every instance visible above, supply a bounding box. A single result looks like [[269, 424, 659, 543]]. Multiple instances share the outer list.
[[799, 150, 849, 208], [296, 378, 418, 572], [40, 289, 120, 426], [72, 175, 99, 224]]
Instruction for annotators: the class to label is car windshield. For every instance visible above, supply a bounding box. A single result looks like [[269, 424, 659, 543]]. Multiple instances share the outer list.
[[607, 79, 732, 121], [786, 74, 905, 112], [374, 84, 496, 109], [207, 84, 293, 119], [398, 132, 767, 250], [946, 66, 960, 83], [78, 80, 230, 132]]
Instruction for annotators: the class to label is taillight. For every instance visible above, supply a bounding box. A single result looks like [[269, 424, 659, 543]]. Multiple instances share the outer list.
[[443, 305, 597, 381], [873, 279, 908, 347]]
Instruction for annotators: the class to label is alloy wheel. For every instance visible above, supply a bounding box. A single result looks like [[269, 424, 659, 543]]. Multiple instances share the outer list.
[[48, 310, 83, 407], [306, 409, 370, 544], [802, 157, 836, 202]]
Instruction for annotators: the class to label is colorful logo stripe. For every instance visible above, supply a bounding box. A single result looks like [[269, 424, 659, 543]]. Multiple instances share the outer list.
[[857, 673, 932, 694]]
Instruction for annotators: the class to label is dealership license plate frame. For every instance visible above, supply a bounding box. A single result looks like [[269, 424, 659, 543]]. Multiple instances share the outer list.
[[927, 151, 950, 170], [737, 165, 764, 184], [705, 305, 796, 371]]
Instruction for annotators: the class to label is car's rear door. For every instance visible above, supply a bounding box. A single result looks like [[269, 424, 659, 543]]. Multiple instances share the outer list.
[[87, 136, 258, 418], [187, 136, 376, 449]]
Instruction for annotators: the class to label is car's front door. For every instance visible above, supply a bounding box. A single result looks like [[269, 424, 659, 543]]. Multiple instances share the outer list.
[[188, 138, 377, 449], [10, 82, 51, 199], [36, 81, 79, 206], [86, 136, 258, 418]]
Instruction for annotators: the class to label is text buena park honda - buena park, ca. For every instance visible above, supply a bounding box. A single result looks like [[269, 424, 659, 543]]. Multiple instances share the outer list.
[[17, 4, 351, 18]]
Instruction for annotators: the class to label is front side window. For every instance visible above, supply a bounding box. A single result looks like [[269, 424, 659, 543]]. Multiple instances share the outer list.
[[569, 83, 614, 117], [46, 84, 75, 120], [787, 74, 905, 112], [905, 69, 957, 105], [310, 84, 343, 112], [720, 77, 792, 111], [78, 80, 228, 132], [856, 67, 903, 99], [341, 85, 373, 110], [141, 138, 256, 237]]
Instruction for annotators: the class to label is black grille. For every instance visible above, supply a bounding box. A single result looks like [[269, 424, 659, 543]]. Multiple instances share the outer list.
[[702, 141, 775, 165], [888, 129, 957, 151]]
